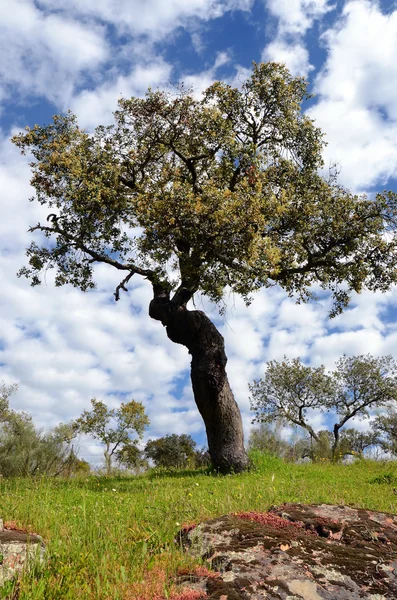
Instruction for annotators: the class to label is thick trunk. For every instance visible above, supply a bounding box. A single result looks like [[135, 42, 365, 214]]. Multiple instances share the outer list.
[[149, 287, 249, 473]]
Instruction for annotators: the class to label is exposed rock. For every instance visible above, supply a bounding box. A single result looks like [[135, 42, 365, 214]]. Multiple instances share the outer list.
[[0, 518, 45, 587], [179, 503, 397, 599]]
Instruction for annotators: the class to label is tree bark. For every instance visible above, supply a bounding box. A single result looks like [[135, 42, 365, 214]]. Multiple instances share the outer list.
[[332, 424, 340, 461], [104, 445, 112, 476], [149, 286, 249, 473]]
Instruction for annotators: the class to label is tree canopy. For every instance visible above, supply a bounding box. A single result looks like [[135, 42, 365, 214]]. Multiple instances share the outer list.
[[0, 382, 85, 477], [144, 433, 198, 468], [12, 62, 397, 316], [73, 398, 149, 475], [250, 354, 397, 459]]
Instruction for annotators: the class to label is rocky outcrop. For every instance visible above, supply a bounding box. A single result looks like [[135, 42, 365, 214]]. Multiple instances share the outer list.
[[0, 518, 45, 586], [179, 503, 397, 599]]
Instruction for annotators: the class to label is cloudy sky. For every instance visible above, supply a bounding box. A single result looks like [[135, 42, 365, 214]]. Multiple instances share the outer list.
[[1, 0, 397, 463]]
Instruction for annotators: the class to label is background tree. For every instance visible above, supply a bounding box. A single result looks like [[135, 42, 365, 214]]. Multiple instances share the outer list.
[[73, 398, 149, 475], [115, 443, 148, 473], [13, 62, 397, 472], [291, 430, 334, 462], [0, 408, 82, 477], [247, 422, 293, 460], [193, 447, 212, 468], [249, 358, 335, 446], [0, 381, 18, 420], [250, 354, 397, 460], [144, 433, 197, 469], [329, 355, 397, 458], [338, 428, 380, 459], [373, 407, 397, 456]]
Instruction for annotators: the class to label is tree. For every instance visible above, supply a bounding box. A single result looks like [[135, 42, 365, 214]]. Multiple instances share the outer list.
[[338, 428, 380, 459], [329, 355, 397, 458], [249, 358, 335, 444], [144, 433, 197, 468], [193, 447, 212, 468], [13, 62, 397, 472], [73, 398, 149, 475], [373, 407, 397, 455], [115, 443, 148, 473], [250, 355, 397, 460], [0, 381, 18, 420], [247, 422, 292, 459], [0, 411, 82, 477]]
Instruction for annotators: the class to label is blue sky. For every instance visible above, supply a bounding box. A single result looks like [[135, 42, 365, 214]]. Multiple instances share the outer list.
[[1, 0, 397, 463]]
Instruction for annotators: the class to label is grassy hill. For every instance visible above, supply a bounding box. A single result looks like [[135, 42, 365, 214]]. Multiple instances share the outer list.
[[1, 451, 397, 599]]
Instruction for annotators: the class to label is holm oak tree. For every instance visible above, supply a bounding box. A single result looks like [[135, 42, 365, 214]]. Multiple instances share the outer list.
[[13, 63, 397, 472]]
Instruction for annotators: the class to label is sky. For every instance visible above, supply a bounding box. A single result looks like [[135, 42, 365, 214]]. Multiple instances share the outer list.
[[1, 0, 397, 464]]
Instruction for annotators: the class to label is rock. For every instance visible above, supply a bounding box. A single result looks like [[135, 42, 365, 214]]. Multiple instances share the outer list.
[[0, 518, 45, 587], [180, 503, 397, 599]]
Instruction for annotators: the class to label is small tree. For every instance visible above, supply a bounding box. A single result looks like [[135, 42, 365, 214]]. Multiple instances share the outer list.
[[0, 412, 81, 477], [0, 381, 18, 420], [115, 443, 148, 473], [338, 428, 380, 459], [248, 422, 292, 459], [373, 407, 397, 456], [144, 433, 197, 468], [249, 358, 335, 445], [14, 61, 397, 473], [74, 398, 149, 475], [250, 354, 397, 460]]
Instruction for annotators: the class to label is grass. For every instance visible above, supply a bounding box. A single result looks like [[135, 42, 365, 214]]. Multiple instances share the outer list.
[[1, 451, 397, 599]]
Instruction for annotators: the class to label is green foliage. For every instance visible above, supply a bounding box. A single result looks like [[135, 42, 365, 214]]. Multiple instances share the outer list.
[[12, 62, 397, 314], [248, 423, 378, 463], [249, 357, 336, 439], [338, 428, 380, 458], [369, 470, 397, 485], [0, 381, 18, 420], [115, 442, 148, 473], [373, 406, 397, 455], [74, 398, 149, 475], [250, 354, 397, 460], [0, 407, 81, 478], [144, 434, 198, 468], [247, 422, 293, 459]]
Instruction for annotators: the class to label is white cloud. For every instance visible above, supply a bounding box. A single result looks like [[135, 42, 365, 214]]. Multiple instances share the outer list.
[[70, 58, 173, 129], [0, 0, 108, 107], [266, 0, 333, 36], [308, 0, 397, 188], [35, 0, 253, 39], [262, 0, 334, 76], [0, 0, 252, 114], [263, 39, 311, 76]]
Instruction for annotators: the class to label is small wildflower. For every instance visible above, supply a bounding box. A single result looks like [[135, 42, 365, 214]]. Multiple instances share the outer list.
[[112, 488, 116, 492]]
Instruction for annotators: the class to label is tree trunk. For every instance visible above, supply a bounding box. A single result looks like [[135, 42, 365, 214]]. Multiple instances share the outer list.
[[104, 446, 112, 476], [149, 286, 249, 473], [332, 424, 340, 461]]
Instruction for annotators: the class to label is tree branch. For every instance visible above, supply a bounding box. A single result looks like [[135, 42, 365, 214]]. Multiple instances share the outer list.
[[31, 221, 158, 299]]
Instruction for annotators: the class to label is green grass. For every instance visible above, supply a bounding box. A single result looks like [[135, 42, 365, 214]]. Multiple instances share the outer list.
[[1, 452, 397, 599]]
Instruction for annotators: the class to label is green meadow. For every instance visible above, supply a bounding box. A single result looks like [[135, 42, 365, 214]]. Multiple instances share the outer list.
[[1, 452, 397, 599]]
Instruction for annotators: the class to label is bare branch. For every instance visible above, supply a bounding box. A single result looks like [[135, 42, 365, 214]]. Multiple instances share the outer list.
[[114, 271, 135, 301]]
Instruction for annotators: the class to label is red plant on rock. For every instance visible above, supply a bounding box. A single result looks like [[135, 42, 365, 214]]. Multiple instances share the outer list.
[[236, 511, 304, 531], [181, 522, 197, 534]]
